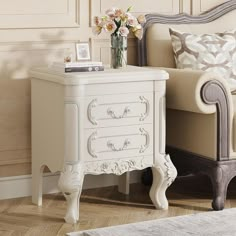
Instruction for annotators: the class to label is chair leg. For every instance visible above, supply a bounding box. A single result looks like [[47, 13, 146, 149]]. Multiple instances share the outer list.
[[209, 165, 230, 211]]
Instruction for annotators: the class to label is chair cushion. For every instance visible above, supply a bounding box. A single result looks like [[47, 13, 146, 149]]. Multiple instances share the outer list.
[[169, 28, 236, 91]]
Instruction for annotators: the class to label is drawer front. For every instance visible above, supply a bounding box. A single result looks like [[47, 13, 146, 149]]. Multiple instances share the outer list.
[[85, 124, 153, 161], [85, 93, 153, 128]]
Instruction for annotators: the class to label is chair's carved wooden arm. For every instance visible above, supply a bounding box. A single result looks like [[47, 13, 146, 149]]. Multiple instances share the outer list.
[[201, 80, 230, 161]]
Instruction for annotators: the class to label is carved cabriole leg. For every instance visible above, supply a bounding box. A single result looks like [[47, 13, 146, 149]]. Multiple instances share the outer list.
[[209, 164, 232, 211], [58, 162, 84, 224], [151, 82, 177, 209], [150, 154, 177, 209]]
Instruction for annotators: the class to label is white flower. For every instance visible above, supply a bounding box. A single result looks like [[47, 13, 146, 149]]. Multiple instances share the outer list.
[[134, 28, 143, 40], [105, 21, 117, 34], [137, 15, 146, 24], [119, 26, 129, 37], [134, 24, 142, 30], [92, 26, 102, 35]]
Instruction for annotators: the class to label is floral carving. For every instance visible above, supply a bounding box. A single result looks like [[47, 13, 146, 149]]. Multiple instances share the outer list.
[[85, 156, 153, 175], [58, 162, 84, 224], [107, 106, 131, 119], [107, 139, 131, 152], [87, 96, 151, 125], [164, 154, 178, 186], [87, 127, 150, 158]]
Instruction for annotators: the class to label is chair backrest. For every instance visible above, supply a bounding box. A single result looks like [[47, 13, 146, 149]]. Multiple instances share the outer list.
[[138, 1, 236, 68]]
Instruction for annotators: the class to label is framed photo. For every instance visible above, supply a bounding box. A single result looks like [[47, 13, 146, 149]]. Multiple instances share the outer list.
[[76, 42, 91, 61]]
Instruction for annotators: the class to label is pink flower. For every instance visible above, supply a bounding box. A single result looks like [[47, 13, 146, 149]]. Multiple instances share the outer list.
[[93, 16, 101, 26], [115, 9, 123, 17], [119, 26, 129, 37], [93, 16, 107, 28], [137, 15, 146, 24], [105, 21, 117, 34], [127, 16, 138, 27], [105, 8, 116, 19], [92, 6, 144, 39]]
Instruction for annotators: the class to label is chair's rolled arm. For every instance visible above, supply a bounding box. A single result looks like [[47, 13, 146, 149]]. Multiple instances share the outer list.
[[164, 68, 233, 115], [163, 67, 233, 160]]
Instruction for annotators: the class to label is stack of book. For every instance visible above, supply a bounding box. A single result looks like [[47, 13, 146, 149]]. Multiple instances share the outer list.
[[51, 61, 104, 73]]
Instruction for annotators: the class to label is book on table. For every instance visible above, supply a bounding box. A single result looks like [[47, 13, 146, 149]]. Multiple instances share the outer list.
[[51, 61, 104, 73]]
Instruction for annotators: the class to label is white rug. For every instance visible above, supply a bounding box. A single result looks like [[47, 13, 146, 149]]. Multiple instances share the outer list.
[[68, 208, 236, 236]]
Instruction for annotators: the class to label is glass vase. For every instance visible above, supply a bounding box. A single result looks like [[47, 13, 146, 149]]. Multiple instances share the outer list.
[[111, 35, 127, 69]]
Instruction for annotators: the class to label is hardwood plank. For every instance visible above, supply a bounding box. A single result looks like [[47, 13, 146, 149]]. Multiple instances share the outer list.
[[0, 175, 236, 235]]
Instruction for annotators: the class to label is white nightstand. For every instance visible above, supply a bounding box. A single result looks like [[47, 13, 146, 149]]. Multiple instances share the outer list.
[[30, 66, 177, 224]]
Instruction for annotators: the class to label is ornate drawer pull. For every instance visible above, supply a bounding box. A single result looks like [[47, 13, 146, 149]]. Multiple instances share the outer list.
[[139, 128, 150, 153], [87, 99, 98, 125], [87, 131, 98, 158], [107, 106, 131, 119], [139, 96, 150, 121], [107, 139, 131, 152]]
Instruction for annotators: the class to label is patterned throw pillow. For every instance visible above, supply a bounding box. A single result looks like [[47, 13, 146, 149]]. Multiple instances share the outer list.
[[169, 28, 236, 90]]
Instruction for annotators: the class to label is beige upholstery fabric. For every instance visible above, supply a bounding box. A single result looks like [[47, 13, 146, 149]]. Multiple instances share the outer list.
[[163, 68, 234, 159], [167, 109, 217, 160], [163, 68, 233, 114], [146, 66, 234, 158], [169, 28, 236, 91], [146, 9, 236, 158]]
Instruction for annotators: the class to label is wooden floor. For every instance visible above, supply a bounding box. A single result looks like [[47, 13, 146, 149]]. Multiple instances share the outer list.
[[1, 174, 236, 236]]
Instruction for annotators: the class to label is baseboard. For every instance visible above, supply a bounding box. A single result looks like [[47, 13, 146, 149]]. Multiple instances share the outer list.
[[0, 171, 142, 200]]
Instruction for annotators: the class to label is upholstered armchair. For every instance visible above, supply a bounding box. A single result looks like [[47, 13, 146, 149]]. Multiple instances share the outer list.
[[138, 1, 236, 211]]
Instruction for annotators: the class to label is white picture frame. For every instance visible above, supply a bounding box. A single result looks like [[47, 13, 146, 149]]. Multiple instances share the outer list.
[[76, 42, 91, 61]]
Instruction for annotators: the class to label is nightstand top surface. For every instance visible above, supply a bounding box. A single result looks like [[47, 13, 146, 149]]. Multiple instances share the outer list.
[[30, 65, 168, 85]]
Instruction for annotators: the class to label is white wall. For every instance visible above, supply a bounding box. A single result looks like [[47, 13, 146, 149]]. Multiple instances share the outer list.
[[192, 0, 228, 15], [0, 0, 182, 178], [0, 0, 227, 196]]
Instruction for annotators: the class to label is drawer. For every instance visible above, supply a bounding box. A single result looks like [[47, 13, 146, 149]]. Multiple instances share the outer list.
[[85, 93, 153, 128], [85, 124, 153, 161]]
